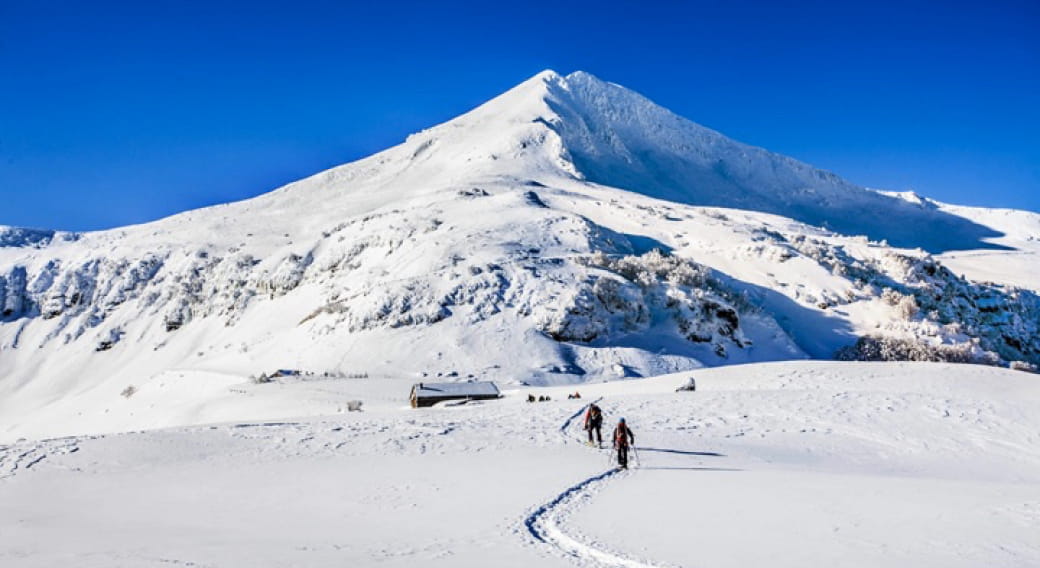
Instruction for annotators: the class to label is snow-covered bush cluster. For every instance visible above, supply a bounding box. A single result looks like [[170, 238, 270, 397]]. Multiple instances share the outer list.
[[338, 278, 454, 331], [835, 336, 1000, 366], [0, 242, 326, 348], [538, 275, 648, 342], [1, 256, 166, 344], [95, 328, 123, 352], [542, 249, 752, 357], [868, 254, 1040, 366], [1009, 360, 1039, 374], [879, 287, 920, 320], [818, 250, 1040, 367], [297, 204, 634, 337], [743, 229, 1040, 368]]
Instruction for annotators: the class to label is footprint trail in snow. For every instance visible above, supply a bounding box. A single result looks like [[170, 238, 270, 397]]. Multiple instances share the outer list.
[[524, 400, 674, 568]]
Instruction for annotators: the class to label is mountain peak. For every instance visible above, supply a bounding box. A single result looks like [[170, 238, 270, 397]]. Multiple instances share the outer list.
[[531, 68, 563, 82], [562, 70, 611, 87], [294, 70, 1006, 252], [253, 70, 1008, 254], [517, 71, 1006, 252]]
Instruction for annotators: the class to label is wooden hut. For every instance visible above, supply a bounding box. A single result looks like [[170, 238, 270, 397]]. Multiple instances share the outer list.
[[409, 381, 501, 408]]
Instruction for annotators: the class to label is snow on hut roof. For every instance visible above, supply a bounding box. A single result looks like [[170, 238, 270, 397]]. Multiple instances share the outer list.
[[412, 381, 500, 398]]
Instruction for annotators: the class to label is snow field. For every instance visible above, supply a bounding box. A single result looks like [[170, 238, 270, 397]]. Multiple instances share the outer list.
[[2, 361, 1038, 567]]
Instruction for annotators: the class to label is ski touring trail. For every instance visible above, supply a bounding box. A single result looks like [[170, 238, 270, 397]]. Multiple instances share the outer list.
[[523, 400, 673, 568]]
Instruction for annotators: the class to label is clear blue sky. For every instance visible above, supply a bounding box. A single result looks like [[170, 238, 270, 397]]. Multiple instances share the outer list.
[[2, 0, 1037, 231]]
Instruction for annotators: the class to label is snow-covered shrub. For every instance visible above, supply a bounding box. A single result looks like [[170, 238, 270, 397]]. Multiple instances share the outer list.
[[251, 373, 272, 384], [880, 287, 903, 306], [95, 328, 123, 352], [780, 242, 1040, 367], [541, 276, 648, 342], [1009, 361, 1038, 374], [0, 266, 29, 317], [892, 262, 1040, 366], [164, 300, 192, 332], [258, 252, 313, 297], [120, 385, 137, 398], [896, 294, 919, 320], [441, 271, 510, 322], [548, 249, 752, 356], [835, 336, 1001, 366], [785, 236, 877, 283], [340, 279, 453, 332]]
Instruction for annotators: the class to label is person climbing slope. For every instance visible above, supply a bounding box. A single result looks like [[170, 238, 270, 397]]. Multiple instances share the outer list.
[[613, 418, 635, 469], [584, 402, 603, 447]]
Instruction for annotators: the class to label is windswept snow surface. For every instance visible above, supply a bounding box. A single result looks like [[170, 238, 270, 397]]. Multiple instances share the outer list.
[[2, 362, 1038, 567]]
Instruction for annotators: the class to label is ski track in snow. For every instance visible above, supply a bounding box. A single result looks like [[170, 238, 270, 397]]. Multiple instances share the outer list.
[[525, 397, 672, 568], [0, 437, 79, 480], [559, 397, 603, 441]]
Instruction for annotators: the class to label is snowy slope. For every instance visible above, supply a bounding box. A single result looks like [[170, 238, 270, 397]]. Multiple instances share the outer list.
[[544, 72, 1012, 254], [2, 362, 1038, 567], [876, 191, 1040, 289], [1, 70, 1038, 441]]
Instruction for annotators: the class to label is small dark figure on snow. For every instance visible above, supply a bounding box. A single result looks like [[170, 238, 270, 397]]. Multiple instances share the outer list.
[[584, 403, 603, 446], [613, 418, 635, 469], [527, 394, 536, 403]]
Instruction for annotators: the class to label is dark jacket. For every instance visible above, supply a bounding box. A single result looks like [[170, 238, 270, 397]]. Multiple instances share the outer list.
[[584, 404, 603, 428]]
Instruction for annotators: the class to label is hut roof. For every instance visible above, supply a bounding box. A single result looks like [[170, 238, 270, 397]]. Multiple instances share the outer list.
[[412, 381, 500, 398]]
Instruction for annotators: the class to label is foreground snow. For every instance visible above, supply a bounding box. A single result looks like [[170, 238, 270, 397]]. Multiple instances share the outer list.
[[2, 361, 1038, 567]]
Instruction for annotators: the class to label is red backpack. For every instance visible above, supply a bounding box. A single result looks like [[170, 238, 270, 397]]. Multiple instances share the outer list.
[[588, 405, 601, 421], [614, 423, 629, 445]]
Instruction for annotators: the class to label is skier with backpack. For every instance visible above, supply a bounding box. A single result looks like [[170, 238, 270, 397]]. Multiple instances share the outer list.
[[613, 418, 635, 469], [584, 402, 603, 447]]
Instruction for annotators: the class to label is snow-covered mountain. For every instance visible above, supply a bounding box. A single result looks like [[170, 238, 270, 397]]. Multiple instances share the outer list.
[[1, 70, 1037, 440]]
